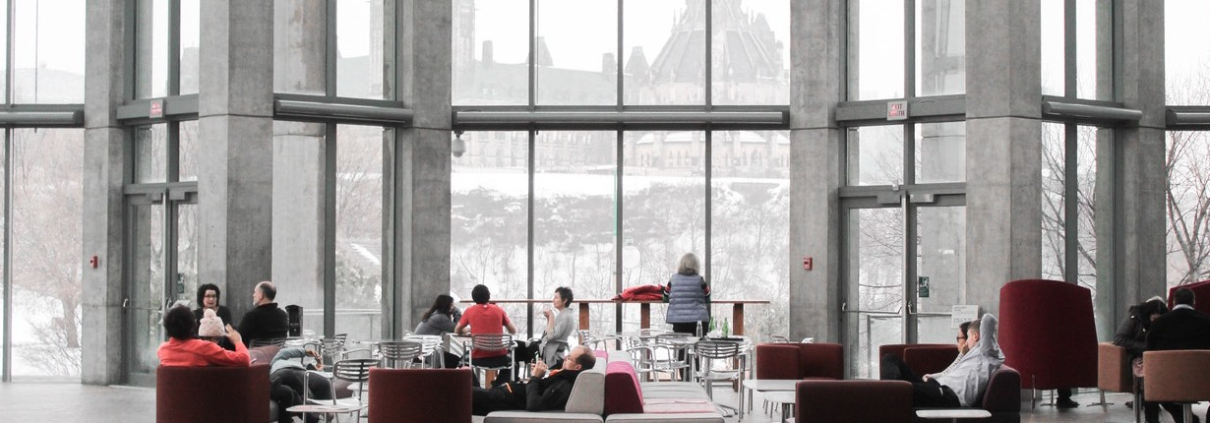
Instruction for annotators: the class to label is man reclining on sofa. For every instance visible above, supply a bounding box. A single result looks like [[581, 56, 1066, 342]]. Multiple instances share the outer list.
[[881, 314, 1003, 408], [473, 345, 597, 416]]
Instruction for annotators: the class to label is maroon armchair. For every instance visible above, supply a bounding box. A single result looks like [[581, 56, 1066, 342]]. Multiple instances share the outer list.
[[156, 364, 271, 423], [879, 344, 959, 377], [368, 368, 472, 423], [1168, 280, 1210, 314], [1000, 279, 1097, 403], [797, 380, 914, 423], [756, 342, 844, 380]]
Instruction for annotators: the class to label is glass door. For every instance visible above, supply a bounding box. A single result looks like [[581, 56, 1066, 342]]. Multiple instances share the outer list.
[[841, 189, 965, 379], [123, 187, 197, 386]]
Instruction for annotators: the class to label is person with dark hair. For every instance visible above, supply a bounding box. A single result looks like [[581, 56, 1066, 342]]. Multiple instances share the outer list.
[[237, 281, 289, 348], [415, 294, 463, 368], [269, 347, 331, 423], [157, 305, 250, 367], [194, 283, 235, 350], [1114, 296, 1168, 412], [472, 346, 596, 416], [664, 253, 710, 335], [1144, 288, 1210, 423], [516, 287, 578, 369], [457, 284, 518, 385]]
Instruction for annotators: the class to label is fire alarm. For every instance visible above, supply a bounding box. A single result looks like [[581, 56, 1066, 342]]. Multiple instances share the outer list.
[[89, 255, 99, 269], [803, 256, 813, 271]]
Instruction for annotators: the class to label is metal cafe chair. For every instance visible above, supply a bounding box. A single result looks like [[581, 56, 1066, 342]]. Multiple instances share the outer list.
[[468, 333, 515, 388], [378, 340, 424, 369], [696, 339, 746, 418]]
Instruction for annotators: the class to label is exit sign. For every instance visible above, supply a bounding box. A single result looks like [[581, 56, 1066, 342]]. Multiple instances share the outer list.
[[887, 100, 908, 121], [149, 99, 164, 118]]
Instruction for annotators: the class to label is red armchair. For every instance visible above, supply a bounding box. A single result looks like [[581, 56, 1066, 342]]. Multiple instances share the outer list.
[[999, 279, 1097, 406], [879, 344, 959, 377], [368, 368, 472, 423], [156, 364, 271, 423], [755, 342, 844, 380], [797, 380, 914, 423], [1168, 280, 1210, 314]]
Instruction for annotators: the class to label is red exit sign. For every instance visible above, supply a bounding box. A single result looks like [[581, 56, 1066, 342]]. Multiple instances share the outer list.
[[887, 100, 908, 121]]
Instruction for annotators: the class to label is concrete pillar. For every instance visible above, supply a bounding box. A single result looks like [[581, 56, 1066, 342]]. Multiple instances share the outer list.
[[197, 0, 274, 322], [789, 0, 844, 342], [1096, 0, 1166, 340], [384, 0, 452, 337], [271, 1, 327, 330], [82, 0, 129, 385], [965, 0, 1043, 316]]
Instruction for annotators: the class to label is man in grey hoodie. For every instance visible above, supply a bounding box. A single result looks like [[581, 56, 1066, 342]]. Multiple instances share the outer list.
[[882, 314, 1004, 408]]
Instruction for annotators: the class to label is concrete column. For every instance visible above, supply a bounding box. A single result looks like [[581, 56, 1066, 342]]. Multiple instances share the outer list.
[[271, 1, 327, 327], [789, 0, 844, 343], [81, 0, 129, 385], [1096, 0, 1166, 339], [197, 0, 274, 322], [965, 0, 1043, 316], [384, 0, 451, 337]]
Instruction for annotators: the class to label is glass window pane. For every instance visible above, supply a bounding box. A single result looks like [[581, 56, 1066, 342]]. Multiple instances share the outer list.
[[11, 128, 84, 377], [621, 131, 705, 332], [846, 126, 904, 186], [1040, 0, 1064, 96], [337, 0, 387, 99], [179, 121, 198, 182], [916, 206, 966, 316], [1166, 0, 1210, 105], [711, 130, 789, 342], [1075, 126, 1099, 290], [916, 0, 965, 96], [180, 0, 200, 95], [535, 1, 618, 105], [0, 4, 8, 101], [334, 125, 383, 339], [1165, 131, 1210, 290], [13, 0, 85, 103], [1041, 123, 1065, 280], [451, 132, 529, 334], [275, 2, 327, 96], [712, 0, 789, 105], [0, 132, 5, 374], [625, 0, 705, 105], [534, 131, 616, 332], [914, 122, 965, 184], [453, 0, 529, 105], [135, 124, 168, 184], [135, 0, 169, 98], [848, 0, 904, 100], [272, 121, 327, 336], [1076, 0, 1111, 100], [846, 207, 904, 378]]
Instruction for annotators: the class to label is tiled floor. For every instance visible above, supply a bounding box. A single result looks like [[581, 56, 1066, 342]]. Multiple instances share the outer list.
[[0, 381, 1201, 422]]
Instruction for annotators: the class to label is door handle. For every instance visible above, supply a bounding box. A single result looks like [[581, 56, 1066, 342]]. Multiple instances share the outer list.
[[122, 298, 129, 309]]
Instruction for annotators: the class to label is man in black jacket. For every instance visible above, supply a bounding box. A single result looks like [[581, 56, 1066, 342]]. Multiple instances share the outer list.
[[1144, 288, 1210, 423], [237, 281, 289, 348], [472, 345, 597, 416]]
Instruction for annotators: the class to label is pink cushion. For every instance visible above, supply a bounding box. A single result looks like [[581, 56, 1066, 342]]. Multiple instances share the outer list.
[[604, 361, 644, 415]]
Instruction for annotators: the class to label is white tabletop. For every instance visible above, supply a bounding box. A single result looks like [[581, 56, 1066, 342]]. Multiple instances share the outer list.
[[742, 379, 800, 391], [916, 409, 992, 419]]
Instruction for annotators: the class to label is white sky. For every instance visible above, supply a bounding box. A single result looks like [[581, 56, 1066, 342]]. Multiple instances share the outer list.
[[8, 0, 1209, 103]]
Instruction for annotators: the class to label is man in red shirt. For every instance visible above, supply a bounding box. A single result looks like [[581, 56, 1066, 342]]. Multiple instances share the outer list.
[[158, 305, 250, 367], [456, 284, 518, 386]]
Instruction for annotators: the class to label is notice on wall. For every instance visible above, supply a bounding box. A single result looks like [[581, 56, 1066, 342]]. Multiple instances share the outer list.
[[951, 305, 979, 329]]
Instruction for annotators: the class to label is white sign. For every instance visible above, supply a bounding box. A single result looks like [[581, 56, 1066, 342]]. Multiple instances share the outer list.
[[887, 100, 908, 121], [951, 305, 979, 329]]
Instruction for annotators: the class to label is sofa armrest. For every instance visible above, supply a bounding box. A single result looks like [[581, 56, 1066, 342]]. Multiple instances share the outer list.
[[1098, 343, 1132, 393], [981, 367, 1021, 413], [903, 345, 960, 376]]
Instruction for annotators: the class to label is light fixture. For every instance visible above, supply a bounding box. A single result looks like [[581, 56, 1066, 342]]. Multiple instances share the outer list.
[[451, 131, 466, 158]]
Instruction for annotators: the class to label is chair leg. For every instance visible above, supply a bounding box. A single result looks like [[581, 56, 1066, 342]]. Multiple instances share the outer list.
[[1087, 389, 1109, 407], [1184, 404, 1193, 423]]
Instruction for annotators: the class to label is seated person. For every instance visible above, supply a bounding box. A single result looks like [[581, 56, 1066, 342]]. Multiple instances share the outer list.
[[881, 314, 1003, 408], [415, 294, 463, 368], [472, 345, 596, 416], [238, 281, 290, 348], [194, 283, 236, 351], [1144, 288, 1210, 423], [517, 286, 577, 369], [269, 347, 332, 423], [1113, 296, 1168, 414], [456, 284, 518, 385], [157, 305, 250, 367]]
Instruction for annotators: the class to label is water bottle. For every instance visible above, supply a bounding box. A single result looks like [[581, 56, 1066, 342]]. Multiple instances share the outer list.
[[695, 321, 703, 338]]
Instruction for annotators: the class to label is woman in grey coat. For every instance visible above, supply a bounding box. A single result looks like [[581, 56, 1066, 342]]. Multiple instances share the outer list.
[[414, 294, 462, 368], [664, 253, 710, 335]]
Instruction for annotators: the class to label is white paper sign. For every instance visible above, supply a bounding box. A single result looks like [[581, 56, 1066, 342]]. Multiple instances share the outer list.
[[951, 305, 979, 329]]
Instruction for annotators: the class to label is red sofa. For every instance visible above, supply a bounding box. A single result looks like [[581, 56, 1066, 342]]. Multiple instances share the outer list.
[[879, 344, 960, 377], [797, 380, 915, 423], [368, 368, 472, 423], [156, 364, 271, 423], [755, 342, 844, 380], [1000, 279, 1097, 400]]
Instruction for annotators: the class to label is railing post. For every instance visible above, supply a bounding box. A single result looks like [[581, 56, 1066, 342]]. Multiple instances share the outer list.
[[640, 303, 650, 329], [733, 303, 744, 336], [579, 302, 590, 330]]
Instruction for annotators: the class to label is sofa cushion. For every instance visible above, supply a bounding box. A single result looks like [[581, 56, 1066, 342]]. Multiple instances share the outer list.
[[484, 411, 604, 423], [156, 364, 272, 423], [566, 364, 606, 415], [640, 399, 718, 414], [604, 361, 644, 415], [797, 380, 913, 423], [604, 413, 723, 423], [903, 345, 960, 376], [368, 368, 472, 423]]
